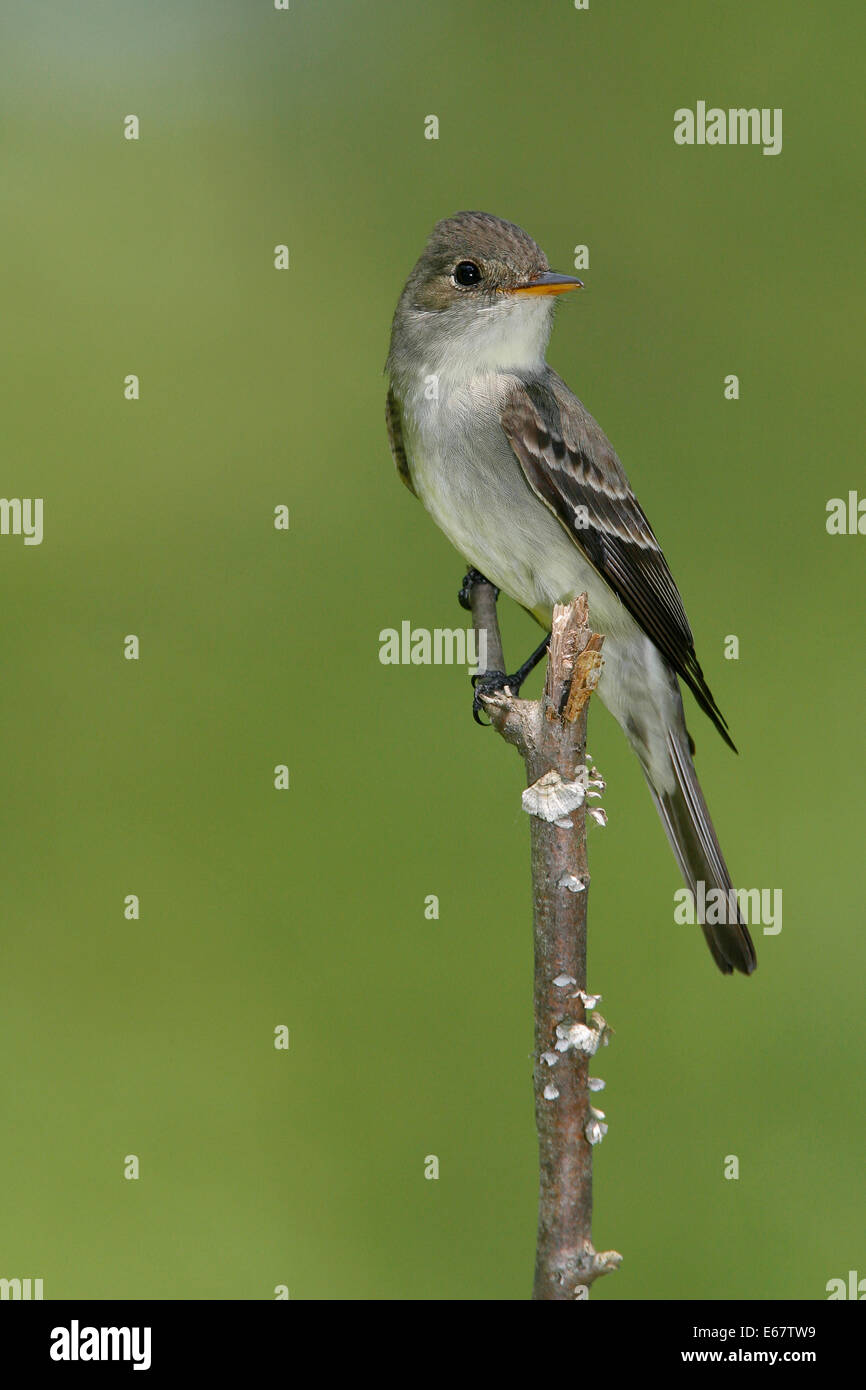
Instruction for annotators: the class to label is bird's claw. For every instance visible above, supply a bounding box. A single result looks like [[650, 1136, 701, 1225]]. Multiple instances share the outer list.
[[471, 669, 512, 724]]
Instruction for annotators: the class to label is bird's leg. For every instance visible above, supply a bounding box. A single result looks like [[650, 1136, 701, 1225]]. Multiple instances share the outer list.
[[504, 632, 552, 693]]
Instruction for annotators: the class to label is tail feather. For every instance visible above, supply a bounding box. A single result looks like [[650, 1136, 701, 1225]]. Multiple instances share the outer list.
[[644, 729, 757, 975]]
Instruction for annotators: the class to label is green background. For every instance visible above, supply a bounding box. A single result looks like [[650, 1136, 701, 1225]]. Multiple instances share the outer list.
[[1, 1, 862, 1300]]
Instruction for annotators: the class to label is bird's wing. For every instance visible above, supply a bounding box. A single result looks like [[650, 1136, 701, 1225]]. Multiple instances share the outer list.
[[500, 370, 735, 750], [385, 388, 417, 497]]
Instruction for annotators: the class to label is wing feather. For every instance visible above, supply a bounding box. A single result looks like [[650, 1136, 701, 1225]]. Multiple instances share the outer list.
[[500, 372, 735, 750], [385, 388, 417, 497]]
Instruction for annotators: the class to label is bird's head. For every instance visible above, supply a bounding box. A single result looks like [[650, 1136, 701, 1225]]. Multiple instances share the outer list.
[[388, 211, 582, 383]]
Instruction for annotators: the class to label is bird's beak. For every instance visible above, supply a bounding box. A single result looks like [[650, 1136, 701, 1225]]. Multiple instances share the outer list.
[[510, 271, 583, 297]]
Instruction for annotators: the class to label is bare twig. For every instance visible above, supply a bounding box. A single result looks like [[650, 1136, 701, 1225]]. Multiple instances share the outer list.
[[468, 577, 505, 678], [466, 581, 621, 1300]]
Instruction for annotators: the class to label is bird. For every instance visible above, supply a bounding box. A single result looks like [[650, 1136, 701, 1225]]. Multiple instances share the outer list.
[[385, 211, 756, 975]]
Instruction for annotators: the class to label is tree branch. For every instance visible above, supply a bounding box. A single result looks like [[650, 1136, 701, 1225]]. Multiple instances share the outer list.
[[467, 580, 621, 1300]]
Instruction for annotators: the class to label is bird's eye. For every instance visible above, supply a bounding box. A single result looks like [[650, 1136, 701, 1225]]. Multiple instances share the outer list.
[[453, 260, 482, 287]]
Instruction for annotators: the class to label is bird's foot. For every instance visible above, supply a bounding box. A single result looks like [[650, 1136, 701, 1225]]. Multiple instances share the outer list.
[[471, 667, 534, 724], [471, 631, 553, 724], [458, 568, 499, 611], [471, 669, 511, 725]]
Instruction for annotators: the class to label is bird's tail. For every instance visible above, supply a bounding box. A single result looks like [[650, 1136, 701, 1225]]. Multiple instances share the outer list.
[[643, 727, 757, 975]]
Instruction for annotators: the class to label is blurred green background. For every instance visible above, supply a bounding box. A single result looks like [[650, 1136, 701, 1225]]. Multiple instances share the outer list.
[[1, 1, 862, 1300]]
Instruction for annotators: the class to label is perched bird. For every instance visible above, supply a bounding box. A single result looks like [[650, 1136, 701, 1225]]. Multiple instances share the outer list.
[[385, 211, 755, 975]]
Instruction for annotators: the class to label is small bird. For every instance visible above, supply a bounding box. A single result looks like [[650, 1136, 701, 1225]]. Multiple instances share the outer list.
[[385, 211, 756, 975]]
